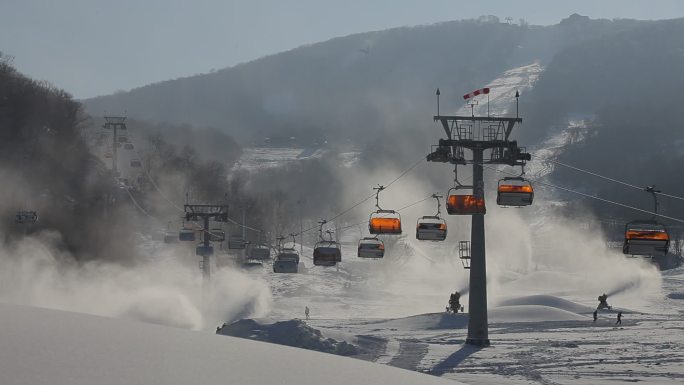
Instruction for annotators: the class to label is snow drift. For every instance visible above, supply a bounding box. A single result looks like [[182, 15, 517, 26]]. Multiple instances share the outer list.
[[0, 303, 461, 385]]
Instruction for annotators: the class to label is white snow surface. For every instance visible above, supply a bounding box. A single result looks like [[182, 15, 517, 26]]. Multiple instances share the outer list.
[[8, 62, 684, 385], [0, 302, 461, 385], [455, 62, 543, 117], [234, 146, 326, 171]]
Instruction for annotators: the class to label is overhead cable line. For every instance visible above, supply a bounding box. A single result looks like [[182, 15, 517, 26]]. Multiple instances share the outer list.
[[486, 165, 684, 224], [123, 187, 158, 221], [291, 155, 427, 237], [531, 154, 684, 202]]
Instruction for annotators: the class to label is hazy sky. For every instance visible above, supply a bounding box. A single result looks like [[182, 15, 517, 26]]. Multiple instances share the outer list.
[[1, 0, 683, 98]]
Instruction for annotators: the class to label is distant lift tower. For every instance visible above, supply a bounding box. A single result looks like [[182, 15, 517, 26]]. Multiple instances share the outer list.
[[103, 116, 127, 174], [184, 204, 229, 280], [427, 103, 530, 346]]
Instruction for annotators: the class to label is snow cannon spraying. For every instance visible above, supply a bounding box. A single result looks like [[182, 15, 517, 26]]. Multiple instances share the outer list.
[[597, 293, 612, 310], [447, 291, 464, 313]]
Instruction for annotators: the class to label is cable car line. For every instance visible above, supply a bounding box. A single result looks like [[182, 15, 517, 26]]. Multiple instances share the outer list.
[[530, 154, 684, 202], [384, 157, 425, 189], [133, 151, 258, 239], [289, 155, 428, 238], [484, 165, 684, 224], [134, 150, 186, 212], [335, 194, 438, 233], [123, 187, 158, 221]]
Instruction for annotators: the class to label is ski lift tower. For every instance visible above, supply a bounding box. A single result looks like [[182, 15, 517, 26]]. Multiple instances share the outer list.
[[103, 116, 127, 174], [184, 203, 229, 281], [427, 90, 530, 346]]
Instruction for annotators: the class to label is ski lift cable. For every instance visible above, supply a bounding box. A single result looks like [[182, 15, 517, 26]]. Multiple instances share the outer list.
[[135, 150, 260, 236], [484, 165, 684, 224], [123, 187, 159, 221], [335, 193, 438, 232], [384, 156, 426, 189], [327, 156, 426, 223], [530, 154, 684, 201], [223, 215, 261, 233], [134, 150, 186, 212], [133, 153, 228, 238], [290, 155, 428, 237]]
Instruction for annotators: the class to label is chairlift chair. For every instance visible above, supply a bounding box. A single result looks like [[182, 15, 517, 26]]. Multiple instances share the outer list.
[[117, 136, 128, 143], [357, 237, 385, 259], [228, 235, 247, 249], [273, 256, 298, 273], [446, 188, 486, 215], [196, 245, 214, 256], [313, 223, 342, 266], [276, 248, 300, 264], [623, 220, 669, 256], [14, 211, 38, 224], [124, 143, 134, 150], [164, 231, 179, 243], [497, 177, 534, 207], [208, 228, 226, 242], [313, 241, 342, 266], [416, 194, 447, 241], [369, 211, 402, 234], [179, 228, 196, 242], [368, 185, 403, 234], [248, 244, 271, 260], [416, 216, 447, 241], [130, 159, 142, 168], [242, 260, 263, 269]]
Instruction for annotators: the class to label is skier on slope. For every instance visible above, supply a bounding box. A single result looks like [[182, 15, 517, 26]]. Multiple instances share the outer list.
[[616, 311, 623, 326], [593, 310, 597, 323], [305, 306, 310, 320]]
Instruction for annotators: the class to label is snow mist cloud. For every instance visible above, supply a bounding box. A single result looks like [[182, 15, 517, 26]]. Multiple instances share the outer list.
[[0, 231, 272, 330]]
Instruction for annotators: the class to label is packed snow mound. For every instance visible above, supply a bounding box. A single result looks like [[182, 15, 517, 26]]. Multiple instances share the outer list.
[[490, 305, 588, 322], [496, 295, 596, 314], [365, 313, 469, 330], [218, 319, 358, 356], [0, 303, 461, 385]]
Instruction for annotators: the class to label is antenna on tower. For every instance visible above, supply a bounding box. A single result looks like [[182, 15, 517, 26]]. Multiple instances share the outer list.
[[515, 90, 520, 119], [436, 88, 441, 116]]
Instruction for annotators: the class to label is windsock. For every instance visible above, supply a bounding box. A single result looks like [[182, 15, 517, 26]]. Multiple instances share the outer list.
[[463, 87, 490, 100]]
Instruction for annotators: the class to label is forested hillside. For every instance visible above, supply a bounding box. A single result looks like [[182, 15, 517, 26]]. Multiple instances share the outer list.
[[521, 18, 684, 226], [82, 15, 684, 243], [0, 53, 135, 261]]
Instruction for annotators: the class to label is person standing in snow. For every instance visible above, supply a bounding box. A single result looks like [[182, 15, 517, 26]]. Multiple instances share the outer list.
[[593, 310, 597, 323], [616, 311, 622, 325], [305, 306, 310, 320]]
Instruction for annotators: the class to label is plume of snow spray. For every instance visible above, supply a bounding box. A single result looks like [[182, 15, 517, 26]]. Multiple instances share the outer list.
[[0, 231, 272, 330]]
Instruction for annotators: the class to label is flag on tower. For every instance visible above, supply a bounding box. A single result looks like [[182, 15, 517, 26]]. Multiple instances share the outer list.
[[463, 87, 490, 100]]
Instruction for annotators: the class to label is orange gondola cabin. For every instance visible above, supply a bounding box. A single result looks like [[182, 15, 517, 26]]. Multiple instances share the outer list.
[[369, 210, 402, 234], [497, 177, 534, 207], [446, 194, 486, 215], [623, 220, 669, 256]]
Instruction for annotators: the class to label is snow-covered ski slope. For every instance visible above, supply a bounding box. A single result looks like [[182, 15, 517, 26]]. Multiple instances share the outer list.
[[5, 62, 683, 384], [0, 302, 461, 385], [226, 242, 684, 384], [218, 62, 684, 383], [455, 62, 542, 117]]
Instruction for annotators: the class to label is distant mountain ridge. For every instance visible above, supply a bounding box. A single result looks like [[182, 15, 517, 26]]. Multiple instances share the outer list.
[[83, 15, 684, 229], [83, 15, 649, 146]]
